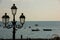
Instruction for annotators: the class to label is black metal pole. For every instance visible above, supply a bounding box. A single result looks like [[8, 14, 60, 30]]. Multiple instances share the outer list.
[[5, 13, 6, 28], [13, 25, 15, 40], [5, 18, 6, 28], [13, 15, 16, 40]]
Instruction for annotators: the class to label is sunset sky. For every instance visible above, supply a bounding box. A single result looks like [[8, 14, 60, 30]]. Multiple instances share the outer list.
[[0, 0, 60, 21]]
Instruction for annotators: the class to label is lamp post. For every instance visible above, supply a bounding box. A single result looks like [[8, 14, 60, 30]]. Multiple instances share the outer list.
[[11, 4, 17, 40], [2, 4, 25, 40]]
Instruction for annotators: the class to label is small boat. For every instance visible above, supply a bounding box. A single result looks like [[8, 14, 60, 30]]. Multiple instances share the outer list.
[[32, 28, 40, 31], [35, 24, 38, 26], [43, 29, 52, 31]]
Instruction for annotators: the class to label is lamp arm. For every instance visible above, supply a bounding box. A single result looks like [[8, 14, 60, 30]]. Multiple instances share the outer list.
[[16, 24, 23, 29]]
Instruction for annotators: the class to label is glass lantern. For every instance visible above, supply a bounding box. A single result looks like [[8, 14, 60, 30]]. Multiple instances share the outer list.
[[2, 13, 10, 24], [11, 4, 17, 15], [19, 13, 25, 25]]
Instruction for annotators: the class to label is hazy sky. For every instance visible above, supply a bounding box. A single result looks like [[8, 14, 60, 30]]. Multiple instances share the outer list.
[[0, 0, 60, 21]]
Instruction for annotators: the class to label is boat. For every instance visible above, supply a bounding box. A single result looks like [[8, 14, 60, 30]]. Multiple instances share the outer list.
[[32, 28, 40, 31]]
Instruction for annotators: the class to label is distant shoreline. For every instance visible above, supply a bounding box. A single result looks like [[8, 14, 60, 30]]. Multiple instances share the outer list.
[[0, 21, 58, 22], [0, 38, 53, 40]]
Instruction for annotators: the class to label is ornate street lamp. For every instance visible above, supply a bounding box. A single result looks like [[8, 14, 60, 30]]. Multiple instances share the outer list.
[[11, 4, 17, 40], [2, 13, 10, 28], [19, 13, 25, 26], [11, 4, 25, 40], [2, 4, 25, 40]]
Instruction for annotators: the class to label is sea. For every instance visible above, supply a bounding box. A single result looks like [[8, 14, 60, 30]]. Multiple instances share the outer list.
[[0, 21, 60, 39]]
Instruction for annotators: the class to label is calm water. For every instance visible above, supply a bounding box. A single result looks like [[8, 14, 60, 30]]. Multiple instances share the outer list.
[[0, 21, 60, 39]]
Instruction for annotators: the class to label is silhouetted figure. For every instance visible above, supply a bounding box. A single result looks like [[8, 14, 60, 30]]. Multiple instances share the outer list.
[[21, 35, 23, 40]]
